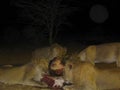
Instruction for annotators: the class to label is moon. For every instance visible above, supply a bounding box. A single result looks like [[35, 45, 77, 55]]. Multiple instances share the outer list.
[[89, 4, 109, 23]]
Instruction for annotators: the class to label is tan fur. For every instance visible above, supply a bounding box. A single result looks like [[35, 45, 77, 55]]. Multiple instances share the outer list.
[[64, 59, 120, 90], [0, 58, 48, 87], [77, 42, 120, 67], [32, 43, 67, 61], [0, 43, 67, 87]]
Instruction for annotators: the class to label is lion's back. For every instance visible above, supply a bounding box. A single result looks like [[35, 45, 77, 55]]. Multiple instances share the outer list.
[[0, 66, 26, 84], [95, 42, 120, 63]]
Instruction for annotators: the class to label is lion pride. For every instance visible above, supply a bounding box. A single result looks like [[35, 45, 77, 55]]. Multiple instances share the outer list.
[[0, 58, 48, 87], [77, 42, 120, 67]]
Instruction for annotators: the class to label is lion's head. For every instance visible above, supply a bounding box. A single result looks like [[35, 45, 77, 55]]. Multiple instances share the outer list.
[[48, 57, 65, 76]]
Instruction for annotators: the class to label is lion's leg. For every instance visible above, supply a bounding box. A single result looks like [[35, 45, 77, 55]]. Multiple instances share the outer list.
[[80, 64, 99, 90], [23, 69, 35, 81], [23, 71, 47, 87], [84, 82, 100, 90], [22, 67, 43, 87], [80, 79, 99, 90]]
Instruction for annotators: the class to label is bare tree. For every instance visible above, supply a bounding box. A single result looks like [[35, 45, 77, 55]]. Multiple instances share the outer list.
[[11, 0, 77, 45]]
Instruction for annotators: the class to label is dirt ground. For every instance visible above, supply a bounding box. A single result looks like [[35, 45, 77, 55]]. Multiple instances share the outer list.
[[0, 82, 120, 90], [0, 82, 52, 90]]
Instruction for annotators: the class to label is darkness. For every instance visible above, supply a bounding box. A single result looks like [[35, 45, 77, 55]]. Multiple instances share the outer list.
[[0, 0, 119, 47]]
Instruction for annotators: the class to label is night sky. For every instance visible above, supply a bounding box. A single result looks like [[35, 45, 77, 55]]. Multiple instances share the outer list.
[[0, 0, 119, 46]]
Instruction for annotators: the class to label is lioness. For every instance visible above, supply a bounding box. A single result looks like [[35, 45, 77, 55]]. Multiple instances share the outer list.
[[0, 58, 48, 87], [32, 43, 67, 61], [0, 57, 65, 87], [64, 59, 120, 90], [77, 42, 120, 67]]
